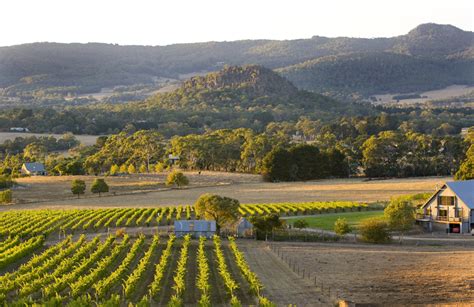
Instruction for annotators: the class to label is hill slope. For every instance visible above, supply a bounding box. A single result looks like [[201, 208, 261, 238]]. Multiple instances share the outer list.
[[0, 23, 472, 102], [0, 66, 370, 135]]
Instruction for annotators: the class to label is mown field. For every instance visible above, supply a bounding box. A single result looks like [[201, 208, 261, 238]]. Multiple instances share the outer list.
[[285, 211, 385, 231]]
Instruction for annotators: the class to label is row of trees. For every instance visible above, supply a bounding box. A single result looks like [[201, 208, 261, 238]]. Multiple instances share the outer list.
[[0, 126, 472, 180]]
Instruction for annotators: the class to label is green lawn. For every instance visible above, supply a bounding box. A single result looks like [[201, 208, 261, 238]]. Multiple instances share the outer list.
[[286, 210, 385, 231]]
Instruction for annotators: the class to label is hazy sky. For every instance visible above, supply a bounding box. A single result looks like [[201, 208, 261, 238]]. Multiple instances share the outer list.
[[1, 0, 472, 47]]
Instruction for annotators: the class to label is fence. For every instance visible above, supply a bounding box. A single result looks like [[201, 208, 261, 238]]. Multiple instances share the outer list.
[[267, 242, 350, 305]]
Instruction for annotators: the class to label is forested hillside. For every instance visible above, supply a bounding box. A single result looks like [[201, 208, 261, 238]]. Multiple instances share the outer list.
[[0, 23, 472, 104], [0, 66, 370, 135]]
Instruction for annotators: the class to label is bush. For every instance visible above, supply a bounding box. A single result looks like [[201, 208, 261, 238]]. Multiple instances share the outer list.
[[358, 218, 390, 243], [139, 164, 147, 173], [127, 164, 136, 174], [109, 164, 119, 176], [0, 189, 12, 204], [166, 171, 189, 188], [334, 218, 352, 235], [293, 219, 309, 229], [0, 176, 14, 189]]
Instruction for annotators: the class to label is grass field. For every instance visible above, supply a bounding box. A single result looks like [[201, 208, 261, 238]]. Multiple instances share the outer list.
[[6, 172, 447, 210], [0, 132, 100, 146], [285, 210, 385, 231]]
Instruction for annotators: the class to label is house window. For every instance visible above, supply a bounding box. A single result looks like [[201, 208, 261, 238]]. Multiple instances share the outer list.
[[439, 196, 455, 206], [439, 209, 447, 217]]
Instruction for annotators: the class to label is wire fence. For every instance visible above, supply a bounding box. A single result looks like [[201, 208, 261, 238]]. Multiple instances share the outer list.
[[267, 242, 350, 305]]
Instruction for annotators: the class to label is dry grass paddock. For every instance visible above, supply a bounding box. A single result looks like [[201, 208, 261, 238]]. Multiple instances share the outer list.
[[242, 241, 474, 305], [0, 132, 100, 146], [4, 172, 449, 210]]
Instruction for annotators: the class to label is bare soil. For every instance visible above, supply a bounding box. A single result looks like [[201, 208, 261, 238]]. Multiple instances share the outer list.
[[5, 174, 448, 210], [262, 241, 474, 305], [239, 240, 328, 306]]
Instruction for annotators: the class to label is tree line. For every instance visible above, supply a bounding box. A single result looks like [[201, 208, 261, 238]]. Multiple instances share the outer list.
[[1, 126, 471, 182]]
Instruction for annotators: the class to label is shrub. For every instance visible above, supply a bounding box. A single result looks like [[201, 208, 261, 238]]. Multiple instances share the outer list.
[[154, 162, 166, 173], [0, 189, 12, 204], [166, 171, 189, 188], [0, 176, 14, 189], [358, 218, 390, 243], [334, 218, 352, 235], [109, 164, 119, 176], [115, 228, 126, 237], [119, 164, 128, 174], [127, 164, 136, 174], [293, 219, 309, 229], [139, 164, 147, 173]]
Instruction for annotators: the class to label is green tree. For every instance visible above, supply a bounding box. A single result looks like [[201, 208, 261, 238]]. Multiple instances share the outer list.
[[358, 219, 391, 244], [261, 148, 296, 182], [334, 218, 352, 235], [91, 178, 109, 197], [166, 171, 189, 188], [384, 197, 415, 243], [362, 131, 405, 177], [292, 219, 309, 229], [194, 193, 240, 234], [455, 145, 474, 180], [250, 213, 284, 240], [23, 143, 47, 162], [71, 179, 86, 198]]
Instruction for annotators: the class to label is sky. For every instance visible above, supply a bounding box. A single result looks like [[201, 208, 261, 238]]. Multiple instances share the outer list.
[[0, 0, 472, 47]]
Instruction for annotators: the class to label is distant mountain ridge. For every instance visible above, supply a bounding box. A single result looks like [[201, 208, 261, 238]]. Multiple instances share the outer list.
[[0, 23, 472, 102]]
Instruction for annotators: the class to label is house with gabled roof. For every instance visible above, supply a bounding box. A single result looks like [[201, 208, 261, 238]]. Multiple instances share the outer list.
[[21, 162, 46, 176], [417, 180, 474, 234]]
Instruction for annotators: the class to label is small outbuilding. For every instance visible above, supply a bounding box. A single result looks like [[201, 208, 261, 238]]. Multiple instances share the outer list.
[[21, 162, 47, 176], [174, 220, 216, 238], [236, 217, 253, 237], [417, 180, 474, 234]]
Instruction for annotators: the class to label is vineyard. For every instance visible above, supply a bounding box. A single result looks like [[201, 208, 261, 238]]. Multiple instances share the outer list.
[[0, 233, 276, 306], [0, 201, 369, 237]]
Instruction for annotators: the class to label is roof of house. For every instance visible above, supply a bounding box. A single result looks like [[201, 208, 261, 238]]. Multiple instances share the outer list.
[[446, 180, 474, 209], [23, 162, 45, 172]]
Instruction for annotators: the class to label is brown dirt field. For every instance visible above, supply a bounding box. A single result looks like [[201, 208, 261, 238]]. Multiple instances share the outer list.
[[265, 242, 474, 305], [4, 174, 449, 210], [239, 241, 328, 306]]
